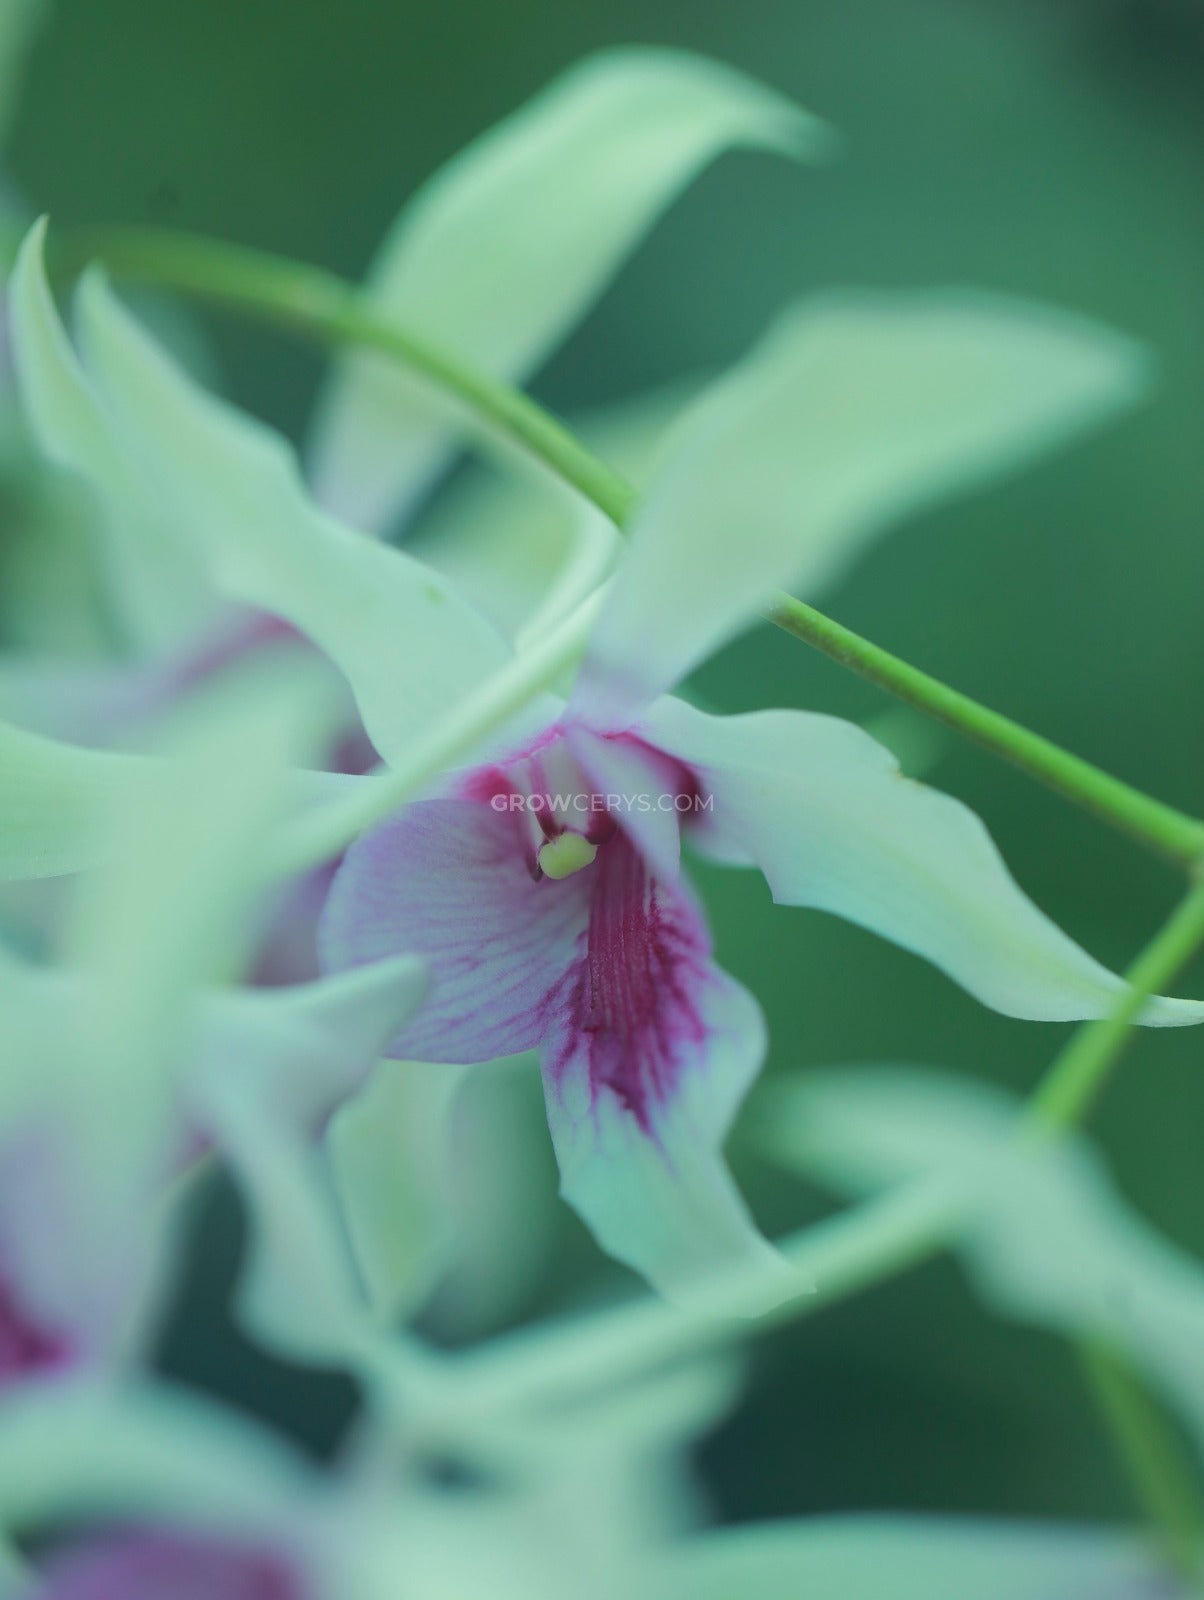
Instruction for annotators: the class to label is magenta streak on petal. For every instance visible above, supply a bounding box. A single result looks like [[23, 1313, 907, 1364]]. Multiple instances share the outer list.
[[320, 796, 594, 1063], [545, 833, 711, 1135], [38, 1529, 306, 1600], [321, 726, 715, 1112], [0, 1270, 78, 1387]]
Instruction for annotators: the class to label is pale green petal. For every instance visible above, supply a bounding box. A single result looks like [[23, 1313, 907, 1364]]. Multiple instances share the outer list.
[[546, 965, 792, 1307], [0, 1381, 307, 1532], [420, 1061, 563, 1340], [0, 706, 357, 884], [760, 1066, 1204, 1465], [647, 698, 1204, 1026], [209, 1084, 372, 1365], [308, 47, 827, 534], [198, 957, 428, 1131], [7, 220, 224, 652], [407, 377, 700, 648], [651, 1517, 1173, 1600], [576, 292, 1151, 726], [327, 1058, 469, 1324], [10, 222, 513, 766], [31, 663, 343, 1356], [407, 451, 620, 647], [0, 714, 142, 879], [482, 1356, 743, 1546], [192, 960, 426, 1364], [70, 260, 513, 764]]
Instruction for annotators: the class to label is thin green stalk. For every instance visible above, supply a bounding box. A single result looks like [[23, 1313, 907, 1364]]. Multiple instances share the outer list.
[[46, 224, 1204, 871], [1027, 874, 1204, 1133], [1081, 1342, 1204, 1588], [49, 226, 641, 529], [767, 596, 1204, 869]]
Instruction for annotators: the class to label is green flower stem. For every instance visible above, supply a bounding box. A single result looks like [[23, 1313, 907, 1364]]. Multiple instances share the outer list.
[[766, 596, 1204, 869], [1026, 874, 1204, 1134], [46, 224, 1204, 870], [1081, 1341, 1204, 1588], [49, 226, 642, 528]]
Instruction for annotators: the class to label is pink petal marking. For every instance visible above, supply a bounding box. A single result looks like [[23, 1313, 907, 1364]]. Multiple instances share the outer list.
[[545, 832, 712, 1134], [0, 1269, 78, 1386], [38, 1528, 307, 1600]]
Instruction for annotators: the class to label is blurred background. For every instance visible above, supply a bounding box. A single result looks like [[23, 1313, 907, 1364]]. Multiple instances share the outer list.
[[3, 0, 1203, 1535]]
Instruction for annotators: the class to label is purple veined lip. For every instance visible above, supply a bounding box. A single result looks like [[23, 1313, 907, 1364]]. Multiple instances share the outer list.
[[0, 1269, 79, 1386], [541, 819, 711, 1135], [322, 722, 716, 1133], [35, 1527, 309, 1600]]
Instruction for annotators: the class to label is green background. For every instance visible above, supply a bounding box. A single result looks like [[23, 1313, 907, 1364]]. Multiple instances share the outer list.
[[7, 0, 1204, 1528]]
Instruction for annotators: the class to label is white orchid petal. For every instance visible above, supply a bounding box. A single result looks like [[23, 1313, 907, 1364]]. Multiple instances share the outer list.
[[647, 698, 1204, 1026], [195, 955, 427, 1132], [0, 1381, 307, 1531], [71, 261, 513, 765], [575, 292, 1151, 726], [0, 715, 140, 879], [656, 1516, 1172, 1600], [211, 1087, 371, 1367], [327, 1058, 469, 1324], [8, 223, 512, 767], [189, 956, 426, 1365], [7, 220, 223, 652], [545, 957, 789, 1306], [308, 47, 826, 535]]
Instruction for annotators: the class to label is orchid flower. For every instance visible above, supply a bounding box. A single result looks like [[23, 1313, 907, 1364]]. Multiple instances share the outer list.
[[0, 665, 425, 1390], [11, 212, 1204, 1299], [313, 291, 1204, 1300]]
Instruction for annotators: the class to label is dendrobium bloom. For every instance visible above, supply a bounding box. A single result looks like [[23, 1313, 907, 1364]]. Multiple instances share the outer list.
[[320, 540, 1204, 1297], [321, 720, 778, 1295], [11, 203, 1204, 1298]]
